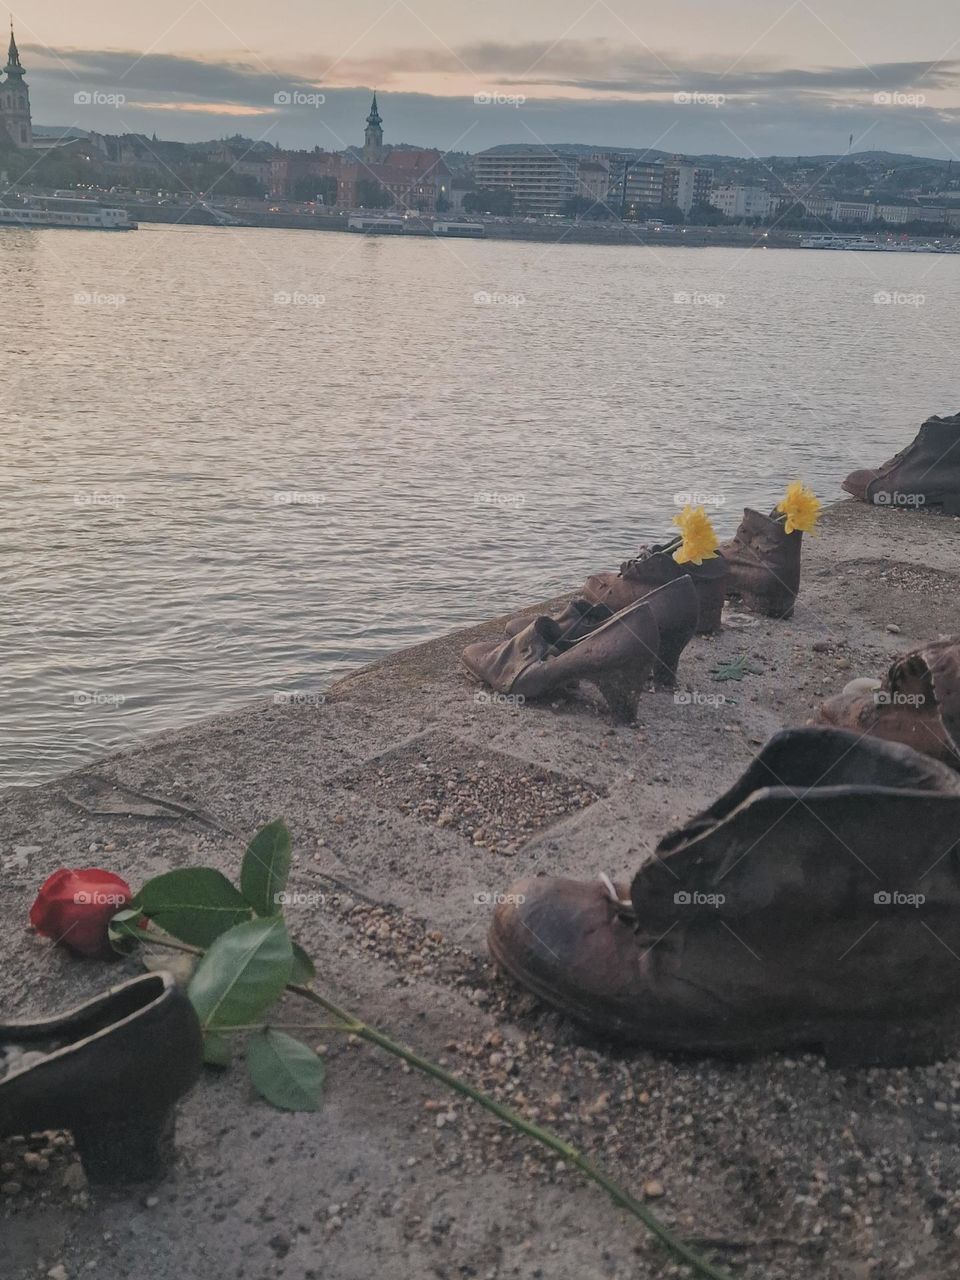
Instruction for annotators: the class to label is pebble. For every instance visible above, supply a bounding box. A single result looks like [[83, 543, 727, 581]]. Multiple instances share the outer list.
[[886, 624, 902, 634], [1, 1180, 22, 1195], [643, 1179, 665, 1199], [47, 1267, 68, 1280]]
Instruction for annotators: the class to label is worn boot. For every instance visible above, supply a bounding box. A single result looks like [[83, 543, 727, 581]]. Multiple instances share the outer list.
[[503, 598, 613, 642], [581, 537, 729, 634], [818, 638, 960, 769], [463, 578, 697, 720], [0, 972, 203, 1183], [720, 508, 802, 618], [842, 411, 960, 513], [489, 728, 960, 1064]]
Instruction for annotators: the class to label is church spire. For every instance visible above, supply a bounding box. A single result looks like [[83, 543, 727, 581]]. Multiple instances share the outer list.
[[363, 90, 383, 162], [366, 90, 382, 128], [6, 19, 24, 80]]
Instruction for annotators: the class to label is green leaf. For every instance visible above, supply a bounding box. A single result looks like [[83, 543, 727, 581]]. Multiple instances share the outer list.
[[187, 917, 293, 1032], [139, 868, 253, 947], [290, 942, 316, 984], [108, 907, 142, 954], [202, 1032, 233, 1068], [247, 1030, 325, 1111], [240, 819, 292, 917]]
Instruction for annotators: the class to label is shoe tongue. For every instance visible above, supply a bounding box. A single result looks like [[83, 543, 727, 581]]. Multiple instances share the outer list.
[[533, 616, 563, 644]]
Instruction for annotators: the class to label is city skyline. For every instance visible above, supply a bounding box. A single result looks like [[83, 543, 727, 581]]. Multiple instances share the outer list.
[[8, 0, 960, 157]]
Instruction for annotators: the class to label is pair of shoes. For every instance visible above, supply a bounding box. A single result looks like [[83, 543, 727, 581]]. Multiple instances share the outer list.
[[0, 973, 202, 1184], [842, 411, 960, 513], [488, 728, 960, 1065], [581, 537, 729, 634], [462, 576, 698, 722], [818, 638, 960, 769]]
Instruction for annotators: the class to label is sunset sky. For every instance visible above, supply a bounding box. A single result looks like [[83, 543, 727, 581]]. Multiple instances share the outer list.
[[12, 0, 960, 156]]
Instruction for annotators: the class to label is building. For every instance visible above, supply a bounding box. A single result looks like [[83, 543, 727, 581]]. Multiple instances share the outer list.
[[710, 185, 780, 220], [574, 158, 611, 206], [0, 25, 31, 148], [662, 159, 713, 214], [363, 91, 384, 164], [606, 158, 665, 216], [472, 147, 579, 214]]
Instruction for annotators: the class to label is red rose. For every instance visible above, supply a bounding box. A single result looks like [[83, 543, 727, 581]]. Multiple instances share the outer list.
[[29, 868, 132, 959]]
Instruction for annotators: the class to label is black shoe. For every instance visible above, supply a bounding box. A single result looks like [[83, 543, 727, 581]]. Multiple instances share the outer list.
[[0, 972, 203, 1184]]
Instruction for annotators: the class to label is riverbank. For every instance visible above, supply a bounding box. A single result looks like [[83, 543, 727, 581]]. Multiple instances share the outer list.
[[2, 499, 960, 1280]]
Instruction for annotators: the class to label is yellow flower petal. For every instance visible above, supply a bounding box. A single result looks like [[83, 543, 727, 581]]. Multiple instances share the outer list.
[[776, 481, 822, 535], [671, 504, 719, 564]]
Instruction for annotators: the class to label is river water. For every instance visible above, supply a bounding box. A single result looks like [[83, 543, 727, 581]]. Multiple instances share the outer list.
[[2, 222, 957, 787]]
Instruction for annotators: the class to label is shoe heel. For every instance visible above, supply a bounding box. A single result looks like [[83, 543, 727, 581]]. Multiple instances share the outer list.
[[72, 1107, 177, 1184], [594, 668, 646, 722], [733, 588, 796, 620], [822, 1019, 946, 1068], [653, 629, 688, 688], [695, 579, 727, 634], [937, 495, 960, 517]]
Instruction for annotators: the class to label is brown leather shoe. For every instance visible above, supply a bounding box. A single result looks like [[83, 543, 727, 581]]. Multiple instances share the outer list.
[[581, 537, 728, 634], [817, 639, 960, 768], [503, 598, 613, 642], [462, 577, 697, 720], [489, 728, 960, 1064], [720, 507, 802, 618], [842, 412, 960, 513]]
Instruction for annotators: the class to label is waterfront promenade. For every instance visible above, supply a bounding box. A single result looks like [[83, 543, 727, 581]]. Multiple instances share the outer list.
[[2, 499, 959, 1280]]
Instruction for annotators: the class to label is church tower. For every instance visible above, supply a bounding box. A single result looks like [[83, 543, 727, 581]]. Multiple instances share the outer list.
[[363, 91, 383, 163], [2, 23, 32, 148]]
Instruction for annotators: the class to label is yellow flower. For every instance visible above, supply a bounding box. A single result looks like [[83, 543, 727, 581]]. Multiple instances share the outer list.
[[671, 505, 720, 565], [776, 481, 822, 535]]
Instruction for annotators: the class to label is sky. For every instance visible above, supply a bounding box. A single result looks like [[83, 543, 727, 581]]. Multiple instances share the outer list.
[[11, 0, 960, 158]]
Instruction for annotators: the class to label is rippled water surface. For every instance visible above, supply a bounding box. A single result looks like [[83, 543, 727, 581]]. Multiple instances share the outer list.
[[2, 223, 959, 786]]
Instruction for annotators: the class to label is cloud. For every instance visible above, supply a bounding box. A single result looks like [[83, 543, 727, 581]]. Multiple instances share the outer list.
[[18, 40, 960, 157]]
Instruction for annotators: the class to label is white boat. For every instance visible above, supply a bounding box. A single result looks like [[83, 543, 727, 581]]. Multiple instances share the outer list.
[[0, 195, 137, 230], [799, 234, 851, 249], [431, 219, 485, 238], [347, 213, 405, 234]]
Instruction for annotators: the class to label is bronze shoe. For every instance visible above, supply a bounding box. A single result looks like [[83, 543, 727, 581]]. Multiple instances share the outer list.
[[503, 598, 613, 642], [0, 972, 202, 1184], [463, 578, 697, 720], [842, 411, 960, 514], [489, 728, 960, 1064], [720, 507, 802, 618], [817, 638, 960, 769], [581, 537, 728, 634]]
